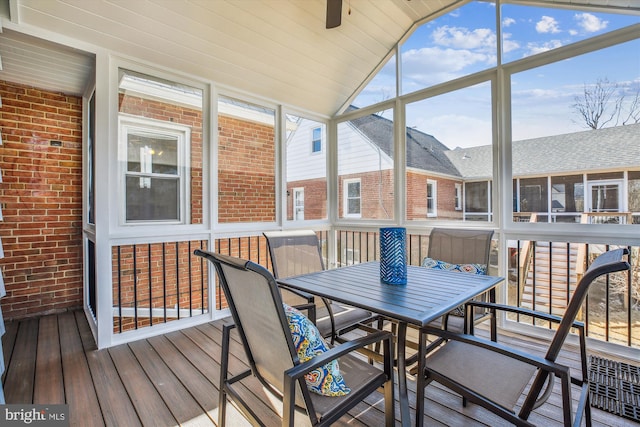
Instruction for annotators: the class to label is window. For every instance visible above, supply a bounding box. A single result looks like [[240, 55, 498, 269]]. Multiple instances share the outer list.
[[118, 68, 204, 225], [87, 91, 96, 225], [285, 115, 327, 222], [293, 187, 304, 220], [455, 183, 462, 210], [121, 117, 190, 223], [405, 82, 492, 223], [343, 179, 361, 218], [401, 1, 496, 95], [218, 95, 276, 223], [465, 181, 492, 221], [427, 179, 437, 217], [338, 107, 394, 220], [510, 36, 639, 225], [353, 54, 397, 108], [519, 178, 548, 213], [311, 127, 322, 153], [501, 4, 639, 64], [628, 172, 640, 223]]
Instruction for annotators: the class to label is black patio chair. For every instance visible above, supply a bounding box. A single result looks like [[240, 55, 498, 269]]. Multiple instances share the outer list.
[[424, 227, 496, 334], [404, 228, 495, 370], [420, 248, 630, 426], [194, 249, 395, 427], [264, 230, 381, 343]]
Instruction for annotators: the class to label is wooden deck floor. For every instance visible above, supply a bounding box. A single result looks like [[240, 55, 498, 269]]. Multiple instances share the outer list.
[[1, 310, 638, 427]]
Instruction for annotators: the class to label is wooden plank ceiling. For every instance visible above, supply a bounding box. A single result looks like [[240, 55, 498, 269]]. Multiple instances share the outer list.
[[0, 0, 638, 116]]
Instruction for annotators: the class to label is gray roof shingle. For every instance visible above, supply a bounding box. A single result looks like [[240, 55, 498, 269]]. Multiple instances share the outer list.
[[350, 107, 639, 180], [349, 109, 461, 177], [446, 123, 640, 179]]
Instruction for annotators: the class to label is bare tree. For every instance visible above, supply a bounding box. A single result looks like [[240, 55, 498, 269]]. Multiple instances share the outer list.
[[572, 77, 640, 129]]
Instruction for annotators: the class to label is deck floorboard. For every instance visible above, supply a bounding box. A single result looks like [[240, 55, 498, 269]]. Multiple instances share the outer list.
[[2, 311, 638, 427]]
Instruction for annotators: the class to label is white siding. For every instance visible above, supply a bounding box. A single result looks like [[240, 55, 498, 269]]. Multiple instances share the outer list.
[[337, 122, 393, 175], [287, 119, 393, 182], [286, 119, 327, 182]]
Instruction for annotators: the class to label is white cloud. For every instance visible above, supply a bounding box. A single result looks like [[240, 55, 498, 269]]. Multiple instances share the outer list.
[[569, 29, 578, 36], [402, 47, 493, 87], [574, 13, 608, 33], [431, 25, 496, 52], [503, 17, 516, 27], [525, 40, 563, 55], [512, 88, 563, 100], [536, 16, 561, 34], [502, 33, 520, 53]]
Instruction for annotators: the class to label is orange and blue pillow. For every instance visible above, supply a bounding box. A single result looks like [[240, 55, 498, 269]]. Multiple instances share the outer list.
[[283, 303, 350, 396], [421, 257, 486, 275]]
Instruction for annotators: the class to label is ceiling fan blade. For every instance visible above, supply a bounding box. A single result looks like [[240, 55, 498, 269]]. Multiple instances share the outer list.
[[326, 0, 342, 29]]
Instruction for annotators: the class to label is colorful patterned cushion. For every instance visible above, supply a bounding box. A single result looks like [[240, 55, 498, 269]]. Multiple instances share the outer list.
[[283, 304, 350, 396], [421, 257, 486, 315], [421, 257, 486, 275]]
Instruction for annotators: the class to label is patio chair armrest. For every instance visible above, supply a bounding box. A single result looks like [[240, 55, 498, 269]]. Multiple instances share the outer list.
[[422, 325, 571, 377], [465, 301, 585, 329], [278, 284, 315, 303], [285, 330, 394, 380]]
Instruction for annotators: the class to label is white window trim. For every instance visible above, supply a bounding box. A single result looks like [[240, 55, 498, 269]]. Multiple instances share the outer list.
[[455, 183, 462, 211], [427, 179, 437, 217], [293, 187, 305, 221], [343, 178, 362, 218], [118, 114, 191, 225]]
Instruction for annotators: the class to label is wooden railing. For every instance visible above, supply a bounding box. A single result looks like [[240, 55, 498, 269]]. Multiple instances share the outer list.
[[582, 212, 633, 224], [109, 229, 638, 349]]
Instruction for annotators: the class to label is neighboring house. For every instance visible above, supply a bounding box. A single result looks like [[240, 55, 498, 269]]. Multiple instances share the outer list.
[[447, 123, 640, 224], [287, 112, 640, 224]]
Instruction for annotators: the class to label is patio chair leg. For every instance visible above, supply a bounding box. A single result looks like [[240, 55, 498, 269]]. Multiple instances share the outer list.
[[219, 324, 233, 427]]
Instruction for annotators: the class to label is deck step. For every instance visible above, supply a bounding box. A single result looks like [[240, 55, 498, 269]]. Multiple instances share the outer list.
[[520, 243, 581, 312]]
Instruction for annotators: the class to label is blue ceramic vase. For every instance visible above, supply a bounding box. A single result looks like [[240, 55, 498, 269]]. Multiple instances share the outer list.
[[379, 227, 407, 285]]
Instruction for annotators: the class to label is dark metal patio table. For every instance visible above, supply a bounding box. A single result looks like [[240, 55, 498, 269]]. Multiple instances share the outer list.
[[277, 261, 504, 427]]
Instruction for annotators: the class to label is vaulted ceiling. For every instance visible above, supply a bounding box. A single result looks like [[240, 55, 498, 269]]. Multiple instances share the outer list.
[[0, 0, 638, 117]]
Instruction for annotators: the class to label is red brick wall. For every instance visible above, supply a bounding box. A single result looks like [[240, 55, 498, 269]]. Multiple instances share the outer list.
[[0, 81, 83, 319], [286, 178, 327, 220], [218, 114, 276, 222], [338, 170, 395, 219], [406, 171, 463, 220]]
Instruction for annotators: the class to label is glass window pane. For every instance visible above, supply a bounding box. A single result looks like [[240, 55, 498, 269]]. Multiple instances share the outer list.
[[465, 181, 490, 213], [406, 82, 493, 222], [126, 177, 179, 221], [338, 108, 394, 220], [353, 54, 396, 108], [218, 96, 276, 223], [286, 115, 327, 222], [549, 175, 584, 223], [510, 38, 639, 225], [127, 133, 178, 174], [401, 2, 496, 95], [629, 171, 640, 222], [501, 4, 639, 64], [348, 181, 360, 197], [118, 68, 203, 225], [88, 91, 96, 225], [348, 198, 361, 215]]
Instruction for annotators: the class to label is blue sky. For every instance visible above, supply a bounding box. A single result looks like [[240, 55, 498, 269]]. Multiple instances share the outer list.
[[354, 2, 639, 149]]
